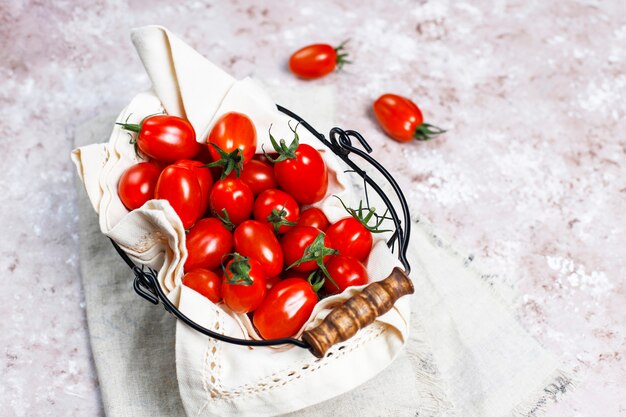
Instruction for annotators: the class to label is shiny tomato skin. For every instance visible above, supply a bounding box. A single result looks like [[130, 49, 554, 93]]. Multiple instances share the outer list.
[[182, 269, 222, 303], [185, 218, 234, 272], [253, 189, 300, 234], [222, 258, 267, 313], [155, 165, 202, 229], [274, 144, 328, 204], [174, 159, 213, 216], [253, 278, 318, 339], [280, 226, 332, 272], [323, 255, 368, 295], [233, 220, 283, 277], [289, 44, 337, 79], [228, 159, 277, 196], [297, 207, 330, 231], [325, 217, 373, 262], [209, 178, 254, 226], [136, 115, 200, 162], [118, 162, 161, 210], [372, 94, 424, 143], [207, 112, 257, 165]]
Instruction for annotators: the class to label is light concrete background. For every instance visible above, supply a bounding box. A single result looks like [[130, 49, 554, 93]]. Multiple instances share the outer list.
[[1, 1, 624, 416]]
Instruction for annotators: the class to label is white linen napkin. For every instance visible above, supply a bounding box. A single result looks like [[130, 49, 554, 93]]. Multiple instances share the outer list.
[[75, 25, 574, 417]]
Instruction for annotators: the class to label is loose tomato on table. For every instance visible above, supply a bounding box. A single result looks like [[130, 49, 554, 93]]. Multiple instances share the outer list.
[[222, 254, 267, 314], [233, 220, 283, 277], [182, 269, 222, 303], [323, 255, 368, 295], [228, 159, 277, 196], [297, 207, 330, 231], [185, 218, 234, 272], [253, 278, 318, 339], [372, 94, 445, 142], [289, 41, 350, 80], [209, 178, 254, 226], [118, 115, 200, 163], [118, 162, 161, 210], [266, 125, 328, 204], [155, 165, 202, 229], [174, 159, 213, 216], [280, 226, 336, 272], [253, 189, 300, 234], [206, 112, 257, 178]]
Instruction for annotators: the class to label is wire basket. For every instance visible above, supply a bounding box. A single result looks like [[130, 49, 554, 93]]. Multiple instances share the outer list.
[[110, 104, 414, 358]]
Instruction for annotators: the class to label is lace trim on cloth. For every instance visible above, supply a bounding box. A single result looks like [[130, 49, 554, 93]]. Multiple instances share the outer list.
[[198, 323, 387, 404]]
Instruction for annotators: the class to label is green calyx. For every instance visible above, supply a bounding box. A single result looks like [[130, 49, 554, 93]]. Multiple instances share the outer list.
[[266, 206, 297, 235], [263, 122, 300, 163], [307, 270, 326, 294], [204, 143, 244, 179], [334, 195, 392, 234], [334, 39, 352, 71], [223, 253, 253, 286], [414, 123, 446, 141], [287, 233, 339, 289], [215, 208, 235, 231]]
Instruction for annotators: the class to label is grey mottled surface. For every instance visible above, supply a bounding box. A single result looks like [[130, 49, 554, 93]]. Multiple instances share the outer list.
[[1, 1, 624, 416]]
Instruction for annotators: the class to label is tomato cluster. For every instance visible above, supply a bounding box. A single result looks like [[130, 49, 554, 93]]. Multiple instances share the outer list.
[[117, 113, 378, 340]]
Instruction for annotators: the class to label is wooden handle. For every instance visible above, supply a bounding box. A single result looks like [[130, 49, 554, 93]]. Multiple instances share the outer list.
[[302, 267, 414, 358]]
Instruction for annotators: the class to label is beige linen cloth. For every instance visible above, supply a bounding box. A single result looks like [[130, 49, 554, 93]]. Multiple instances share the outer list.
[[74, 26, 573, 417]]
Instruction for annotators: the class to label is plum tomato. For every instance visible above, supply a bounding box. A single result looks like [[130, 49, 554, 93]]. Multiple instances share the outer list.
[[253, 278, 317, 339], [222, 254, 267, 313], [280, 226, 335, 272], [289, 42, 350, 80], [234, 220, 283, 277], [323, 255, 368, 295], [297, 207, 330, 231], [325, 217, 373, 262], [209, 178, 254, 226], [155, 164, 203, 229], [118, 162, 161, 210], [253, 189, 300, 234], [372, 94, 445, 143], [185, 218, 234, 272], [118, 115, 200, 163], [182, 269, 222, 303]]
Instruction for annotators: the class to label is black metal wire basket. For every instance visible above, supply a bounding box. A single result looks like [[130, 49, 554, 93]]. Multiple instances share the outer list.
[[111, 104, 413, 357]]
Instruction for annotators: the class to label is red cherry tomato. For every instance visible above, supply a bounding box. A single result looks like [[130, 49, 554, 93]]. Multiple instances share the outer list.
[[174, 159, 213, 216], [207, 112, 257, 165], [185, 218, 234, 272], [326, 217, 372, 262], [253, 278, 318, 339], [155, 165, 202, 229], [209, 178, 254, 226], [253, 189, 300, 234], [280, 226, 333, 272], [274, 144, 328, 204], [222, 255, 267, 313], [372, 94, 445, 142], [182, 269, 222, 303], [228, 159, 277, 196], [120, 115, 199, 163], [118, 162, 161, 210], [297, 207, 330, 231], [323, 255, 368, 295], [289, 42, 349, 80], [233, 220, 283, 277]]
